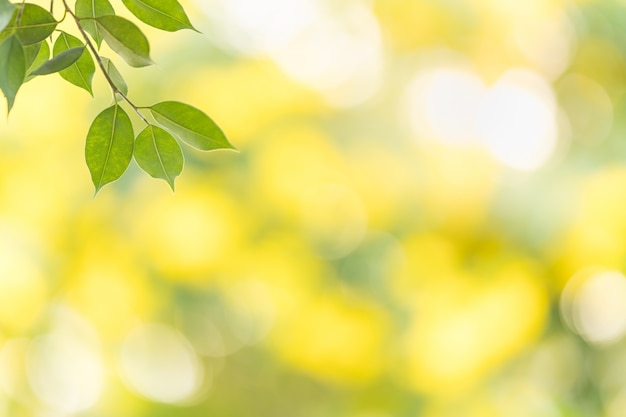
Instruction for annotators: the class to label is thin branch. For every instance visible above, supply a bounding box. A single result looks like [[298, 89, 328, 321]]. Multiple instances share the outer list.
[[16, 0, 26, 24], [60, 0, 150, 125]]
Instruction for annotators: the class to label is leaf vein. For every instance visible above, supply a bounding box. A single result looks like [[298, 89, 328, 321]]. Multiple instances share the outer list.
[[134, 0, 189, 26], [151, 126, 171, 183], [154, 110, 224, 147], [98, 105, 117, 188], [15, 21, 56, 29]]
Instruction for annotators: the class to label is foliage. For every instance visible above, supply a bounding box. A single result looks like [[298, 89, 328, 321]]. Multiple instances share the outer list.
[[0, 0, 234, 192]]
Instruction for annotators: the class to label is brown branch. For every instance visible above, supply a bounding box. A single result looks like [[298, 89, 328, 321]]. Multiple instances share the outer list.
[[60, 0, 149, 124]]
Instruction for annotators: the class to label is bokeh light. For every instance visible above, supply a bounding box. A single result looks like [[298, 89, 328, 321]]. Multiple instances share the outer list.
[[562, 269, 626, 345], [199, 0, 383, 106], [119, 323, 204, 404], [406, 64, 485, 145], [475, 68, 559, 171]]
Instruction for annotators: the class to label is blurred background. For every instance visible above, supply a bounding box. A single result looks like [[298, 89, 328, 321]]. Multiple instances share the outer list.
[[1, 0, 626, 415]]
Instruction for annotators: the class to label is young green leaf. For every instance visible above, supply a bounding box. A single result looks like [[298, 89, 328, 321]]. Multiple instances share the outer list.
[[101, 57, 128, 96], [75, 0, 115, 49], [31, 46, 85, 75], [85, 105, 134, 192], [54, 32, 95, 95], [10, 3, 57, 45], [121, 0, 195, 32], [24, 40, 49, 81], [0, 35, 25, 112], [95, 15, 152, 67], [134, 125, 183, 190], [149, 101, 234, 151], [0, 0, 15, 33]]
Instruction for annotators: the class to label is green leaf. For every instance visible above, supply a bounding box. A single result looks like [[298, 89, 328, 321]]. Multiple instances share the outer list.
[[121, 0, 195, 32], [101, 57, 128, 96], [25, 40, 50, 81], [0, 0, 15, 33], [24, 40, 45, 69], [53, 32, 95, 95], [149, 101, 234, 151], [0, 35, 25, 112], [85, 105, 134, 192], [10, 3, 57, 46], [134, 125, 183, 190], [75, 0, 114, 49], [24, 41, 50, 82], [24, 42, 49, 82], [0, 28, 11, 45], [95, 15, 152, 67], [31, 46, 84, 75]]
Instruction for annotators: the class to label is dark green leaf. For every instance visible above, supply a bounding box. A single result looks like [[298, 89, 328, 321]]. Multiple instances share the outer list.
[[0, 0, 15, 33], [121, 0, 195, 32], [54, 32, 95, 95], [85, 105, 134, 192], [31, 46, 84, 75], [0, 35, 25, 112], [24, 40, 49, 81], [95, 15, 152, 67], [150, 101, 234, 151], [134, 125, 183, 190], [101, 57, 128, 96], [10, 4, 57, 45], [75, 0, 114, 48]]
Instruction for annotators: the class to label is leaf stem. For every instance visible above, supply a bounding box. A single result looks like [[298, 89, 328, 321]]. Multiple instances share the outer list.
[[60, 0, 150, 125]]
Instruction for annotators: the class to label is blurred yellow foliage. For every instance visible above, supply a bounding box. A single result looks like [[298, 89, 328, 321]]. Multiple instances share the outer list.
[[134, 186, 244, 282], [0, 0, 623, 415], [271, 292, 389, 385], [403, 260, 548, 395]]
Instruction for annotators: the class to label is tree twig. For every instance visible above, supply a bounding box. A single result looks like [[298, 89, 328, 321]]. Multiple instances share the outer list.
[[61, 0, 149, 124]]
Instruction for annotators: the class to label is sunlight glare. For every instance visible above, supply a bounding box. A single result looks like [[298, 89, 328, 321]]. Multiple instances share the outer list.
[[571, 271, 626, 344], [119, 323, 203, 404], [197, 0, 383, 106], [269, 3, 383, 107], [406, 66, 485, 144], [475, 69, 558, 171], [197, 0, 320, 55], [26, 332, 103, 414]]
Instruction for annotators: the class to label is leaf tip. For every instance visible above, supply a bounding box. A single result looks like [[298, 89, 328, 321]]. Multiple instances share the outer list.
[[134, 57, 155, 67], [5, 98, 14, 116], [223, 140, 238, 152]]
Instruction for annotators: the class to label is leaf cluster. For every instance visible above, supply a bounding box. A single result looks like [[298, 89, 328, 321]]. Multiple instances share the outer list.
[[0, 0, 234, 192]]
